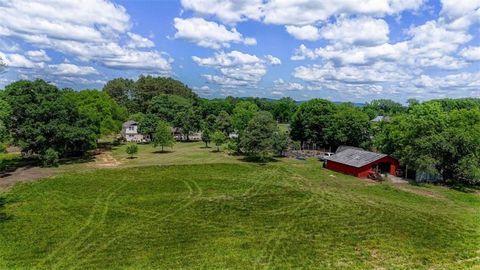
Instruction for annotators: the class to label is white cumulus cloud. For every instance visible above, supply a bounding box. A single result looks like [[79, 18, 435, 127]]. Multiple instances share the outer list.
[[26, 50, 51, 62], [48, 62, 98, 76], [460, 46, 480, 62], [193, 51, 280, 87], [285, 25, 321, 41], [0, 0, 171, 72], [180, 0, 264, 23], [174, 17, 256, 49], [320, 17, 390, 46]]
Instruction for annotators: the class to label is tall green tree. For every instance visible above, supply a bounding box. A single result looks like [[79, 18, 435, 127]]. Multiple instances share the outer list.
[[153, 120, 175, 152], [148, 94, 192, 123], [138, 114, 159, 141], [135, 75, 197, 110], [201, 128, 211, 148], [232, 101, 258, 132], [363, 99, 406, 119], [324, 104, 371, 149], [4, 80, 97, 158], [173, 109, 201, 141], [375, 102, 480, 185], [272, 97, 297, 123], [63, 90, 128, 136], [199, 99, 234, 118], [215, 111, 233, 135], [272, 131, 290, 157], [0, 92, 11, 143], [240, 111, 278, 160], [290, 99, 336, 147], [103, 78, 135, 111], [211, 131, 226, 152]]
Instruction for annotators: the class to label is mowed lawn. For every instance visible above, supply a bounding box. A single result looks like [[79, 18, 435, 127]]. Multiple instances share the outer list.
[[0, 157, 479, 269]]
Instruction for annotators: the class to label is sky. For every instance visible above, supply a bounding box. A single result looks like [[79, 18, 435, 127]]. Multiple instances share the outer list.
[[0, 0, 479, 103]]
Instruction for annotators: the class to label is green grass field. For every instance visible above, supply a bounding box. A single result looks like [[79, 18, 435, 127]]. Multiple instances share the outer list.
[[0, 147, 479, 269]]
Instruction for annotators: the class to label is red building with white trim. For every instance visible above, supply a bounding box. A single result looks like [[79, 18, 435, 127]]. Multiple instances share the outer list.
[[325, 148, 399, 178]]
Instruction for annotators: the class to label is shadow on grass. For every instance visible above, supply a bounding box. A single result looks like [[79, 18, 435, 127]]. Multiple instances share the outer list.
[[152, 150, 174, 154], [127, 156, 138, 159], [200, 146, 212, 149], [239, 156, 279, 165], [1, 157, 36, 175], [58, 155, 95, 166], [451, 185, 480, 193], [406, 179, 480, 193], [0, 197, 11, 222]]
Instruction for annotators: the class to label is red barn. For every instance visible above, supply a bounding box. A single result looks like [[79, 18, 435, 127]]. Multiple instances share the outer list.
[[325, 148, 398, 178]]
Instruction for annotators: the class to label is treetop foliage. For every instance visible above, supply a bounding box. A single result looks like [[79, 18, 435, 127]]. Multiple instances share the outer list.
[[2, 76, 480, 185], [103, 75, 198, 113], [3, 79, 98, 158]]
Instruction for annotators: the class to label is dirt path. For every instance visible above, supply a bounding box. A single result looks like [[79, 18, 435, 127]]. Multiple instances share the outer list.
[[0, 166, 56, 191], [0, 151, 121, 192]]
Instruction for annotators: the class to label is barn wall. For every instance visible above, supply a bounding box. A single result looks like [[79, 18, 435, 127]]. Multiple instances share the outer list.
[[326, 156, 399, 178], [326, 161, 360, 176]]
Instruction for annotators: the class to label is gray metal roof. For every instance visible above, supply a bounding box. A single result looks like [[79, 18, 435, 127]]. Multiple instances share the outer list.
[[336, 145, 363, 154], [326, 148, 387, 168]]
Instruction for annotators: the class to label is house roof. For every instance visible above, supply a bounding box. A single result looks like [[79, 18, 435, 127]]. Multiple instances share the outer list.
[[122, 120, 138, 128], [326, 148, 388, 168]]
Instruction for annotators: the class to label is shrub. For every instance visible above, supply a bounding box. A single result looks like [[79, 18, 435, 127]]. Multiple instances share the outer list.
[[41, 148, 59, 167], [126, 144, 139, 159]]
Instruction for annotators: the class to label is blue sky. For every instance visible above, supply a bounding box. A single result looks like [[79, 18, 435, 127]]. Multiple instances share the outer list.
[[0, 0, 479, 102]]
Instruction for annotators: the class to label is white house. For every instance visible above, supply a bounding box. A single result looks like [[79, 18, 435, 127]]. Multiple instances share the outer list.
[[122, 121, 150, 143]]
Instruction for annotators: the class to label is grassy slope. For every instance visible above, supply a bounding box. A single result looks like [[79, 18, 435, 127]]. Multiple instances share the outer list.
[[0, 156, 479, 269]]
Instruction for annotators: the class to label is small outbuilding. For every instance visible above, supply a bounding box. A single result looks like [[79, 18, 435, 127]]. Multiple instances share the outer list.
[[325, 148, 398, 178]]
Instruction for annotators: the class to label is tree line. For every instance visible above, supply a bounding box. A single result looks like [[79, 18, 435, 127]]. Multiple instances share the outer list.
[[1, 77, 479, 185]]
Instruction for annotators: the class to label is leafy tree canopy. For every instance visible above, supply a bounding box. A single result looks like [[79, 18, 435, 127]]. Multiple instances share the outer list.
[[138, 113, 159, 140], [148, 94, 192, 123], [103, 76, 198, 113], [363, 99, 406, 119], [153, 120, 175, 152], [102, 78, 135, 111], [3, 80, 97, 157], [272, 97, 297, 123], [232, 101, 259, 132], [324, 104, 371, 149], [290, 99, 336, 146], [240, 111, 278, 160], [375, 102, 480, 185], [63, 90, 128, 136], [135, 75, 198, 110]]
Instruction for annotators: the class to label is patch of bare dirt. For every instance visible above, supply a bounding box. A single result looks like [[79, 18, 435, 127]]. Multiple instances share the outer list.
[[0, 166, 55, 191], [93, 152, 120, 168]]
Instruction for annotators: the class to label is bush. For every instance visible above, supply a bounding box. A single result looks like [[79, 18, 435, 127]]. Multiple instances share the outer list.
[[126, 144, 139, 159], [41, 148, 59, 167], [225, 140, 239, 154], [0, 143, 6, 154]]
